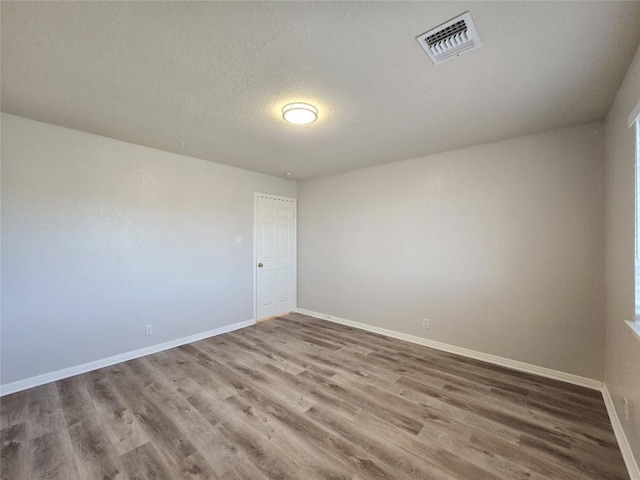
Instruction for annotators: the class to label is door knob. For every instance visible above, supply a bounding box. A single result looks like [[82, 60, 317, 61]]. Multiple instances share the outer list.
[[258, 263, 264, 268]]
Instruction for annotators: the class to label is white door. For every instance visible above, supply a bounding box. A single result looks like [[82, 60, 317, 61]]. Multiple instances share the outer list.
[[255, 195, 296, 320]]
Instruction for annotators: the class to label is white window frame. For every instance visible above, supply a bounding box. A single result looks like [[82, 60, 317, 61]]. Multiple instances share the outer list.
[[630, 100, 640, 339]]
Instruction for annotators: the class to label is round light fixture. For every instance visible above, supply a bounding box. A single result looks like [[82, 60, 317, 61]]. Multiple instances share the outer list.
[[282, 103, 318, 124]]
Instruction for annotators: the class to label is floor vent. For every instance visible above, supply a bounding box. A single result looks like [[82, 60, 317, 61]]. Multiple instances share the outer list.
[[416, 12, 481, 65]]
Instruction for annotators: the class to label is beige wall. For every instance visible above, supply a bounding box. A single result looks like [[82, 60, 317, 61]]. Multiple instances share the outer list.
[[298, 123, 605, 380], [0, 113, 296, 385], [604, 43, 640, 465]]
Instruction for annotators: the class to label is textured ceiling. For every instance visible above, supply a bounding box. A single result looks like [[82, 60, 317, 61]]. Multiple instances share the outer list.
[[2, 1, 640, 179]]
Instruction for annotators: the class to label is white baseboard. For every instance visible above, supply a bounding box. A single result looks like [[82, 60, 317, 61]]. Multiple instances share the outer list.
[[295, 308, 602, 391], [602, 384, 640, 480], [0, 319, 255, 397]]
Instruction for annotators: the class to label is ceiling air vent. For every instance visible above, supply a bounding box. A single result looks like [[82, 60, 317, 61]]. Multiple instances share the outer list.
[[416, 12, 481, 65]]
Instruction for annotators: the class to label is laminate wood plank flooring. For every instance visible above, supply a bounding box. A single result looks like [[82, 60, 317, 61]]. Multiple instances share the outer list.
[[0, 313, 629, 479]]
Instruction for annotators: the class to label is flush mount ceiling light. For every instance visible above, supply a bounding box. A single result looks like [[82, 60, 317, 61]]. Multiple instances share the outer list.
[[282, 103, 318, 124]]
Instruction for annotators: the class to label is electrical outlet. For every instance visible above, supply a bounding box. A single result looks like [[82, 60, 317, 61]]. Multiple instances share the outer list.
[[145, 324, 153, 336], [422, 318, 430, 329], [624, 398, 630, 421]]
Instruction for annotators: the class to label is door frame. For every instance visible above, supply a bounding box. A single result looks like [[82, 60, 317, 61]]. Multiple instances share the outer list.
[[253, 192, 297, 323]]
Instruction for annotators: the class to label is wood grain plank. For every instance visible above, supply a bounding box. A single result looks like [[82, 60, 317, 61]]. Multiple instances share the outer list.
[[30, 430, 79, 480], [0, 391, 30, 430], [1, 423, 30, 480], [25, 384, 66, 440], [83, 372, 149, 455], [119, 442, 173, 480], [67, 420, 126, 480]]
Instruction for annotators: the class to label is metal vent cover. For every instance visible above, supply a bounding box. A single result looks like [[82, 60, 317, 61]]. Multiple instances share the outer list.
[[416, 12, 481, 65]]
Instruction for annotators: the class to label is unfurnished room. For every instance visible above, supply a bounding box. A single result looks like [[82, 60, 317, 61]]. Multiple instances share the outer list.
[[1, 1, 640, 479]]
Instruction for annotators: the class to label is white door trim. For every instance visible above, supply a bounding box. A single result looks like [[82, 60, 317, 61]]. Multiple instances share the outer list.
[[253, 193, 297, 322]]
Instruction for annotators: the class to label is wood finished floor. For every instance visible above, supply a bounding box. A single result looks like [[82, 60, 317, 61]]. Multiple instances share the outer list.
[[0, 313, 629, 480]]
